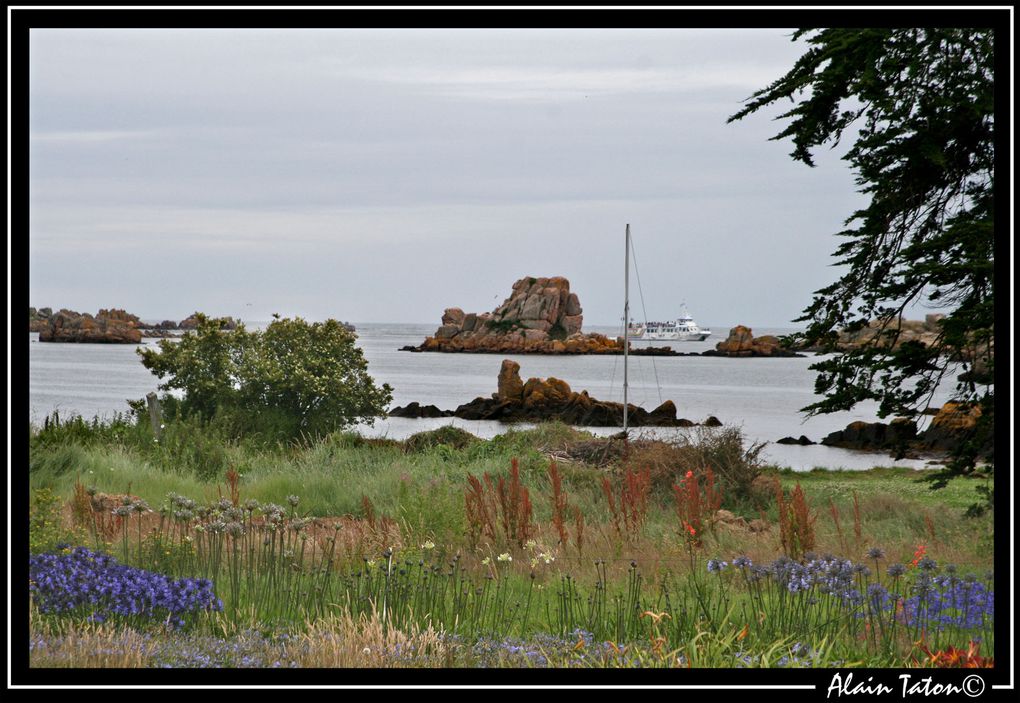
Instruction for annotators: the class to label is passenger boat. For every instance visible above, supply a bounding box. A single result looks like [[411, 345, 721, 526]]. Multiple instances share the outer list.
[[628, 305, 711, 341]]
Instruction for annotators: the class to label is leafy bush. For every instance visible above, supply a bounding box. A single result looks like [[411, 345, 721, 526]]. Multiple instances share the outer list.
[[138, 314, 392, 441]]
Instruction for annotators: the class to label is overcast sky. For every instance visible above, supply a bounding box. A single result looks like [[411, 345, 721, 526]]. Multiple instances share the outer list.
[[29, 28, 868, 328]]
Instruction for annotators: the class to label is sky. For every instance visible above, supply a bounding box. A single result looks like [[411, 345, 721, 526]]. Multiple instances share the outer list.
[[28, 27, 870, 328]]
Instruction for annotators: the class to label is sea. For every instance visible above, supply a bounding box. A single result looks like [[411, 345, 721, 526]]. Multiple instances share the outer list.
[[27, 323, 958, 472]]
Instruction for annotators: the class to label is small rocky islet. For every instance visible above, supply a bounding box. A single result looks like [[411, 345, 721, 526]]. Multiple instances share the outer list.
[[30, 308, 242, 343]]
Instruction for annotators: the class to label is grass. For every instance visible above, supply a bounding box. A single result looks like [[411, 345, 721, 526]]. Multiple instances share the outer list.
[[26, 414, 996, 669]]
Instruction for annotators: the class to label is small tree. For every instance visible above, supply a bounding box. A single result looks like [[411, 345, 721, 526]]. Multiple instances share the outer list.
[[138, 313, 392, 438]]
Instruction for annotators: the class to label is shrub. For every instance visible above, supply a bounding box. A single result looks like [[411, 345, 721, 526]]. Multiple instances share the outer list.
[[623, 427, 766, 506], [138, 314, 392, 441], [403, 426, 480, 454]]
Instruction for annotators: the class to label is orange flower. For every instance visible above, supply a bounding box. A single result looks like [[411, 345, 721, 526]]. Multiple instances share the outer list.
[[910, 543, 927, 568]]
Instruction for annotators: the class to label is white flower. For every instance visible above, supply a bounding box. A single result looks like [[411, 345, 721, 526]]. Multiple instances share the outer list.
[[530, 557, 539, 568], [421, 540, 435, 550], [525, 539, 537, 550], [362, 647, 371, 655], [497, 553, 512, 563], [540, 552, 555, 564], [481, 557, 491, 566]]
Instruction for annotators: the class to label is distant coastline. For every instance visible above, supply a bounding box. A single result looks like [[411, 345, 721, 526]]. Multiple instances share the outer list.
[[29, 307, 355, 343]]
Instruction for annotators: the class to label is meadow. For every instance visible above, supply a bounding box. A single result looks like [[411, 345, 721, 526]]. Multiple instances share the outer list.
[[27, 413, 996, 669]]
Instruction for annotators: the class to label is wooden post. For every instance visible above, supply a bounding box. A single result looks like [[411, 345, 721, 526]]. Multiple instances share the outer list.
[[146, 392, 163, 440]]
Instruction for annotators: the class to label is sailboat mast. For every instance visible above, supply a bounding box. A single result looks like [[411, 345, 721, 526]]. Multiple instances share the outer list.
[[623, 224, 629, 433]]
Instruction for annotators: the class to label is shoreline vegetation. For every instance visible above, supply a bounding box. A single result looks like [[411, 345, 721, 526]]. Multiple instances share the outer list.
[[28, 410, 994, 669]]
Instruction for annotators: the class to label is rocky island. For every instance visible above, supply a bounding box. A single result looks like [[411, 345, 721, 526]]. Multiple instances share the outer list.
[[390, 359, 720, 427], [32, 308, 357, 342], [402, 276, 677, 355], [36, 308, 144, 344], [704, 325, 804, 358]]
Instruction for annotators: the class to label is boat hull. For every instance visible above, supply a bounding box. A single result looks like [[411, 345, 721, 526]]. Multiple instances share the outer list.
[[631, 331, 711, 342]]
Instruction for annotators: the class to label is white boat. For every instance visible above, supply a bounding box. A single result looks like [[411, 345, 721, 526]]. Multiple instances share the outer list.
[[628, 305, 711, 342]]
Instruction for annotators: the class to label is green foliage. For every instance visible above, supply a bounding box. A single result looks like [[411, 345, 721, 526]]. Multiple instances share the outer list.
[[31, 411, 144, 451], [487, 318, 520, 333], [30, 488, 81, 554], [29, 443, 87, 482], [729, 29, 995, 489], [138, 313, 392, 441], [152, 414, 231, 481], [548, 322, 568, 341]]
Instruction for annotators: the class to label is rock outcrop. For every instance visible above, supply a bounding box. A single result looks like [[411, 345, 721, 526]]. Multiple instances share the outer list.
[[820, 418, 919, 452], [390, 358, 713, 427], [776, 435, 817, 445], [388, 402, 453, 419], [38, 309, 143, 344], [835, 315, 944, 351], [29, 307, 53, 333], [820, 401, 992, 459], [409, 277, 625, 354], [179, 313, 240, 330], [703, 325, 803, 358], [798, 315, 952, 353]]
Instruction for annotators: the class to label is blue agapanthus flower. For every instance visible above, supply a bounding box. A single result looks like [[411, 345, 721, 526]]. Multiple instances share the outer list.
[[29, 546, 222, 627]]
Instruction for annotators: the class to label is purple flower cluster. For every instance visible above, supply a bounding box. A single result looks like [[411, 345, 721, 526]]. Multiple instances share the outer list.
[[724, 554, 994, 634], [29, 546, 223, 628], [901, 574, 994, 630]]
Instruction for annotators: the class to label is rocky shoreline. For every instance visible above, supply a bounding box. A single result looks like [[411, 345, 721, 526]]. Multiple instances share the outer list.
[[773, 401, 991, 461], [390, 359, 722, 428]]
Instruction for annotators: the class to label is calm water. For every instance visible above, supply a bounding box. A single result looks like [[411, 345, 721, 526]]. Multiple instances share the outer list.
[[28, 323, 956, 471]]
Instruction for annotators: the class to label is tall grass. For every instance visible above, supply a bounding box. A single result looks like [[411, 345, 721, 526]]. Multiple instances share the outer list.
[[27, 415, 996, 667]]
